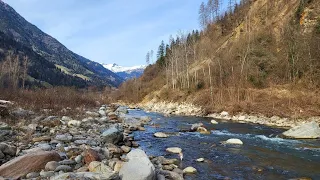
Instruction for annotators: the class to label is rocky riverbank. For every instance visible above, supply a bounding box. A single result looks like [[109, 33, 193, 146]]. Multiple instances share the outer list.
[[0, 104, 188, 180], [134, 101, 320, 128]]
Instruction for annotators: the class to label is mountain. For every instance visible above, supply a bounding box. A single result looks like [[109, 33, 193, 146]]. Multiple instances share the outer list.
[[0, 1, 123, 88], [103, 63, 146, 80]]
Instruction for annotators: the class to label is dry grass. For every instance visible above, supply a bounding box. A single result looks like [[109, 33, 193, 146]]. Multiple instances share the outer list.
[[0, 87, 109, 116], [191, 86, 320, 118]]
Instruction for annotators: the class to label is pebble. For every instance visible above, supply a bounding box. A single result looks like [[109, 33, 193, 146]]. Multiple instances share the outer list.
[[55, 165, 72, 172], [26, 172, 40, 178], [196, 158, 205, 162], [40, 170, 55, 178], [45, 161, 60, 171]]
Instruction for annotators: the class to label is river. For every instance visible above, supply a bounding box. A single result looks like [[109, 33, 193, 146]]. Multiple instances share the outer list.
[[128, 109, 320, 180]]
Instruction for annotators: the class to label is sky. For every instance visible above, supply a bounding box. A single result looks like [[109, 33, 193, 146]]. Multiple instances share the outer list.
[[3, 0, 204, 66]]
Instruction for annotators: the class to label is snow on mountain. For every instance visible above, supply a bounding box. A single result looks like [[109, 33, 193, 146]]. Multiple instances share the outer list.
[[103, 63, 147, 80]]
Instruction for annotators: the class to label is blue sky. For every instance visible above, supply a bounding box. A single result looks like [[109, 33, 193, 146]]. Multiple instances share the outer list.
[[3, 0, 205, 66]]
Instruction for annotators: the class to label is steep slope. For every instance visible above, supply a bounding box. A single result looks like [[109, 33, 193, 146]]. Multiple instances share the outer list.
[[118, 0, 320, 118], [0, 1, 123, 88], [103, 63, 146, 80]]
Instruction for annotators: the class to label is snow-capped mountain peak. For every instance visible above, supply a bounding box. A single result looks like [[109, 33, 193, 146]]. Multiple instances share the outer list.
[[102, 63, 147, 80], [103, 63, 146, 73]]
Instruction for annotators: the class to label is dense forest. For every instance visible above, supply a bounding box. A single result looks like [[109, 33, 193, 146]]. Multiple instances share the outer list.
[[117, 0, 320, 118]]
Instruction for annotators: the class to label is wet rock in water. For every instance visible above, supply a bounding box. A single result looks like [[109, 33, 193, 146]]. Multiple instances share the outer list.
[[197, 127, 211, 134], [183, 166, 197, 174], [101, 124, 124, 144], [131, 141, 139, 147], [119, 149, 155, 180], [190, 123, 203, 132], [166, 147, 182, 154], [45, 161, 60, 171], [138, 126, 146, 131], [154, 132, 168, 138], [55, 165, 72, 172], [40, 116, 61, 127], [0, 151, 61, 179], [196, 158, 205, 162], [84, 149, 101, 165], [225, 138, 243, 145], [283, 121, 320, 139], [159, 170, 183, 180], [211, 120, 219, 124]]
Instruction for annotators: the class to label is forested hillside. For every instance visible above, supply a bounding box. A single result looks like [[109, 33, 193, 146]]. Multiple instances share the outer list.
[[117, 0, 320, 118]]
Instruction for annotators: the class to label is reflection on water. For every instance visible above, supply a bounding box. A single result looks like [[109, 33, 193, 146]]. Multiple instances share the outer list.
[[129, 110, 320, 180]]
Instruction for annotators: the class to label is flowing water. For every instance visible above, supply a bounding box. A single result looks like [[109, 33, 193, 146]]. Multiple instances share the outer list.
[[129, 109, 320, 180]]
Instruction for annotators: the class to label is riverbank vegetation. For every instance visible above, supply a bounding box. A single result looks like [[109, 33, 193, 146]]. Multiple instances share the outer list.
[[117, 0, 320, 118]]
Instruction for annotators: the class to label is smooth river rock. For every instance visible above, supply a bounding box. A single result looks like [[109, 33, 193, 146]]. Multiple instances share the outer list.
[[0, 150, 61, 178], [119, 149, 155, 180], [154, 132, 168, 138], [166, 147, 182, 154], [101, 124, 123, 144], [225, 138, 243, 145], [183, 166, 197, 174], [283, 121, 320, 139], [211, 120, 219, 124]]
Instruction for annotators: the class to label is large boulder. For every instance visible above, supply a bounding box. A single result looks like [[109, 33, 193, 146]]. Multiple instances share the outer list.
[[0, 150, 61, 179], [119, 149, 155, 180], [101, 124, 123, 144], [283, 121, 320, 139]]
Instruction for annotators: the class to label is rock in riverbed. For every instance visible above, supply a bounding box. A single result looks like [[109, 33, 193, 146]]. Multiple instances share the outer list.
[[211, 120, 219, 124], [154, 132, 168, 138], [183, 166, 197, 174], [225, 138, 243, 145], [119, 149, 155, 180], [0, 150, 61, 179], [283, 121, 320, 139], [166, 147, 182, 154]]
